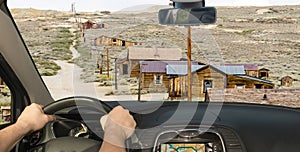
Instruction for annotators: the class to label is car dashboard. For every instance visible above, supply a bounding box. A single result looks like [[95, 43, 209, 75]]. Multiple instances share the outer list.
[[25, 101, 300, 152]]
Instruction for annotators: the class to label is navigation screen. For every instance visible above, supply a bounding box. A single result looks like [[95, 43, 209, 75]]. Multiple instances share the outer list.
[[160, 143, 205, 152]]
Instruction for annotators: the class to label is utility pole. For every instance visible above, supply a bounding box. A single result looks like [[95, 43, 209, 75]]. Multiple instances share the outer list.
[[106, 48, 110, 77], [71, 3, 76, 23], [113, 58, 118, 90], [187, 26, 192, 101], [100, 54, 103, 74], [138, 64, 142, 101], [138, 63, 148, 101]]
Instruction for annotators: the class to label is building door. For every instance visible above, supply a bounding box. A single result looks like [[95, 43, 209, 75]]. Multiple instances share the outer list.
[[255, 84, 263, 89], [203, 80, 213, 93]]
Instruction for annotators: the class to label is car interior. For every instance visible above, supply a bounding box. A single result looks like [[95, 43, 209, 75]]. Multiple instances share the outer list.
[[0, 0, 300, 152]]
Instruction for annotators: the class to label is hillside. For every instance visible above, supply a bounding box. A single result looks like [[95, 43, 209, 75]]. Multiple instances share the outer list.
[[11, 5, 300, 88]]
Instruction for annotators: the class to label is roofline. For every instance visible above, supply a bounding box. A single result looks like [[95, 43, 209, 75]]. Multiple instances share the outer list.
[[169, 65, 235, 76], [259, 68, 270, 71], [234, 74, 274, 85], [194, 65, 227, 75]]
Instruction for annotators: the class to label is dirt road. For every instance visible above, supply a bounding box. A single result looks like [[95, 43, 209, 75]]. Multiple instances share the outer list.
[[42, 46, 168, 101]]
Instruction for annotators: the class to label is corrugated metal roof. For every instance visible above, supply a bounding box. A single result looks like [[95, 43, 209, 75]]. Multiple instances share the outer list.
[[129, 47, 182, 60], [214, 66, 245, 75], [235, 75, 274, 84], [166, 65, 206, 75], [225, 64, 258, 71], [140, 61, 199, 73], [140, 61, 167, 73], [166, 65, 245, 75]]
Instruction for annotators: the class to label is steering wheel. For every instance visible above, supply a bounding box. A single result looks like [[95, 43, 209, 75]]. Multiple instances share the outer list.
[[43, 96, 113, 114], [31, 96, 114, 152]]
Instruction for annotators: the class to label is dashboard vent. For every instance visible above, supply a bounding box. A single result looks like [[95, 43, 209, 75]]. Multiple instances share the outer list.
[[217, 127, 244, 152]]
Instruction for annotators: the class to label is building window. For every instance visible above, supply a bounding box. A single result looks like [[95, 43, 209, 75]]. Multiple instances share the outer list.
[[203, 80, 213, 93], [122, 64, 128, 75], [154, 75, 163, 85], [236, 84, 245, 89], [260, 72, 267, 77]]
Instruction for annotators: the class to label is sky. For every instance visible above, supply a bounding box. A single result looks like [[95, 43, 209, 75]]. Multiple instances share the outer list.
[[7, 0, 300, 12]]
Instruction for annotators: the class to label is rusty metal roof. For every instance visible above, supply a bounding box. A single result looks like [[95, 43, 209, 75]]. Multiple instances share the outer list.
[[129, 47, 182, 61]]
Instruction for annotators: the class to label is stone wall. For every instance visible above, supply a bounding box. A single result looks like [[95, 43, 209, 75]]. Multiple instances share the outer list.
[[207, 88, 300, 108]]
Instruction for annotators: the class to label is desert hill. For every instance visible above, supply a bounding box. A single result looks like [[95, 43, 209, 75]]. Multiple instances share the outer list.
[[11, 5, 300, 87]]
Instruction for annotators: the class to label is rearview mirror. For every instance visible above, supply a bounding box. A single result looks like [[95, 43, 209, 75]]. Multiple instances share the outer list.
[[158, 7, 216, 25]]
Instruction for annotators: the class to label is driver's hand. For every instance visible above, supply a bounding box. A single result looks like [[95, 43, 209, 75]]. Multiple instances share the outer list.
[[102, 106, 136, 147], [16, 103, 55, 134]]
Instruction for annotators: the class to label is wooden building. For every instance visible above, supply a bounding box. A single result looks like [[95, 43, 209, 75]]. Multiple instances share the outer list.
[[167, 65, 206, 98], [140, 61, 169, 91], [94, 36, 141, 47], [81, 20, 105, 30], [82, 20, 94, 29], [227, 75, 274, 89], [258, 68, 270, 79], [225, 64, 271, 79], [281, 76, 293, 87], [120, 47, 183, 78], [139, 61, 200, 91], [167, 65, 274, 99]]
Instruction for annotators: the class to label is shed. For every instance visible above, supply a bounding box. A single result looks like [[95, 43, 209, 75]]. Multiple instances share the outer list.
[[82, 20, 94, 29], [258, 68, 270, 79], [94, 36, 140, 47], [281, 76, 293, 87]]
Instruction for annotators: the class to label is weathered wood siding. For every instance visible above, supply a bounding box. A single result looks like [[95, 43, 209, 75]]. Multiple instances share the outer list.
[[245, 70, 258, 77], [169, 77, 182, 97], [143, 73, 169, 90], [129, 61, 140, 78], [258, 69, 270, 79], [194, 67, 226, 98], [170, 67, 226, 99], [95, 36, 136, 46]]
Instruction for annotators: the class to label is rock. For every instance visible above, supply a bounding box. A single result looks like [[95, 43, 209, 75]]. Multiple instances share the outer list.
[[254, 17, 298, 24], [256, 8, 274, 15], [234, 19, 250, 23]]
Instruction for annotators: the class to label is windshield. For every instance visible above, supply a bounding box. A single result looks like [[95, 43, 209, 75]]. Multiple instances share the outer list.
[[7, 0, 300, 107]]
